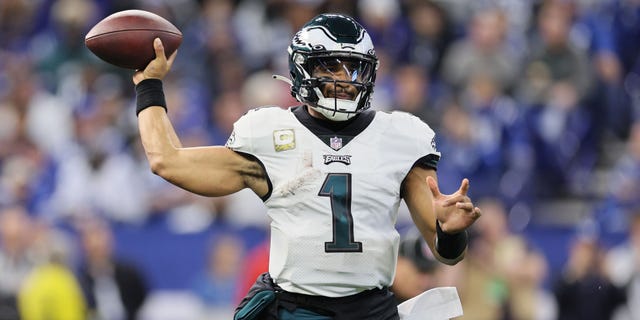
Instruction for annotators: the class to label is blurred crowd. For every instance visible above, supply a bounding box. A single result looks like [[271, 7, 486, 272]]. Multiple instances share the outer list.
[[1, 0, 640, 319]]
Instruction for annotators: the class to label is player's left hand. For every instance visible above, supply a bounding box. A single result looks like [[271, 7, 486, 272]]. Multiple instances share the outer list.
[[427, 177, 481, 234]]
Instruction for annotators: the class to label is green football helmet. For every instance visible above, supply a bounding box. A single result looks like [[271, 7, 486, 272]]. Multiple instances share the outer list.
[[284, 13, 378, 121]]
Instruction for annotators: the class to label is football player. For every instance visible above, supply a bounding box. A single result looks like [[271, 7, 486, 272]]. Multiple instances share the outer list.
[[132, 13, 481, 320]]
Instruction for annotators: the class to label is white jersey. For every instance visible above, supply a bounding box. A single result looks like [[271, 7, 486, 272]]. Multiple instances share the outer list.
[[226, 106, 440, 297]]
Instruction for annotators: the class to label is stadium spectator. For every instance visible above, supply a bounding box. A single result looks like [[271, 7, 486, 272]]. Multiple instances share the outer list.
[[575, 1, 633, 141], [441, 6, 520, 93], [45, 106, 152, 223], [523, 81, 597, 199], [596, 122, 640, 235], [600, 0, 640, 77], [459, 198, 556, 320], [461, 72, 532, 204], [190, 233, 245, 317], [76, 217, 148, 320], [402, 0, 456, 78], [0, 0, 42, 52], [0, 59, 67, 214], [435, 102, 484, 200], [605, 210, 640, 320], [587, 49, 633, 141], [0, 206, 36, 320], [131, 12, 481, 319], [434, 92, 532, 208], [207, 90, 250, 146], [516, 0, 593, 106], [553, 235, 626, 320], [356, 0, 409, 67], [18, 222, 86, 320], [234, 238, 269, 304], [390, 63, 450, 130]]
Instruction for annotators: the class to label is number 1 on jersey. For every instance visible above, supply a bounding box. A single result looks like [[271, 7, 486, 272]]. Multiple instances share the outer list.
[[319, 173, 363, 253]]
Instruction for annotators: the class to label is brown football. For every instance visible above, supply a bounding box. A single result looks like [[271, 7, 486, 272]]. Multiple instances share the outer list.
[[85, 10, 182, 69]]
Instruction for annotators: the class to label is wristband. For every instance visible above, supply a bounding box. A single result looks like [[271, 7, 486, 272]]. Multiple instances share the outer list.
[[435, 220, 468, 260], [135, 78, 167, 116]]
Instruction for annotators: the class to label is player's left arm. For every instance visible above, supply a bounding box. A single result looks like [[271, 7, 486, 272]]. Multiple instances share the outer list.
[[401, 166, 482, 265]]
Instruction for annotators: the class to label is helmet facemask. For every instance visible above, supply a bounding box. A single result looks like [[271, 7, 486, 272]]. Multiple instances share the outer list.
[[295, 53, 376, 121]]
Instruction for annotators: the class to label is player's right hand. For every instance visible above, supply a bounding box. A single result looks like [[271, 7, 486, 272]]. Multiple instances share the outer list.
[[133, 38, 177, 85]]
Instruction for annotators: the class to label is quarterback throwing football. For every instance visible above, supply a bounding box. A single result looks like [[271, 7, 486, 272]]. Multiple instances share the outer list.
[[132, 13, 481, 320]]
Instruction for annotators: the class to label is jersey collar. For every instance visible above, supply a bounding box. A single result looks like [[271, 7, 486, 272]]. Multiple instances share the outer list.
[[292, 105, 375, 151]]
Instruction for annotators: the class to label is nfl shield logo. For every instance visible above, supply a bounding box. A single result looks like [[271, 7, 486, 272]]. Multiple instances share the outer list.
[[330, 136, 343, 150]]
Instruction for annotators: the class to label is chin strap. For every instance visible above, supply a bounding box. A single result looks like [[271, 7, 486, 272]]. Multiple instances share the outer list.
[[272, 74, 292, 86]]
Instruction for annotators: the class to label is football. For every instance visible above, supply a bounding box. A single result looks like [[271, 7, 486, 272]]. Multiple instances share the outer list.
[[85, 10, 182, 70]]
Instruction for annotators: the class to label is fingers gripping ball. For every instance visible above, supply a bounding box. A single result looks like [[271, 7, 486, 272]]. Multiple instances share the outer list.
[[85, 10, 182, 69]]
